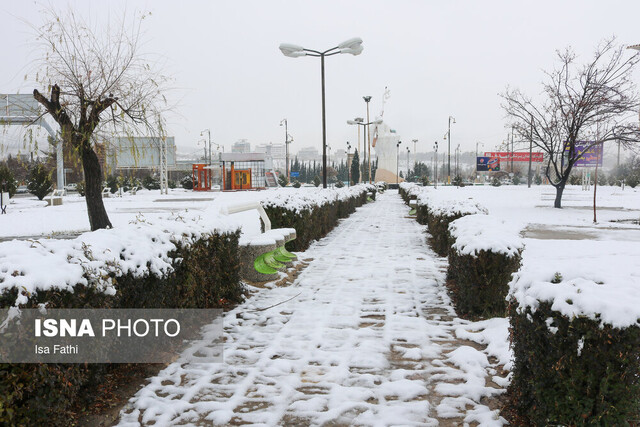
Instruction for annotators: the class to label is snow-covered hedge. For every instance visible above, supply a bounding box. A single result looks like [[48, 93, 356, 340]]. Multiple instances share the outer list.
[[417, 192, 488, 256], [447, 215, 524, 318], [261, 185, 373, 251], [0, 210, 244, 425], [507, 242, 640, 424], [399, 182, 421, 204]]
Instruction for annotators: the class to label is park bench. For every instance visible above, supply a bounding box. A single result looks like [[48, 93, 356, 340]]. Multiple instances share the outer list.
[[102, 187, 111, 198], [408, 199, 417, 216], [46, 189, 65, 206], [220, 201, 297, 282]]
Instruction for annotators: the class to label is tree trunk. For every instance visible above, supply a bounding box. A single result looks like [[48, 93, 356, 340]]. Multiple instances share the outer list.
[[81, 145, 112, 230], [554, 181, 566, 208]]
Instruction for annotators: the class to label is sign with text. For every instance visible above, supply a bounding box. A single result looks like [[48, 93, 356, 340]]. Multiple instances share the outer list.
[[564, 141, 603, 167], [483, 152, 544, 162], [0, 309, 223, 363], [477, 157, 500, 171], [290, 171, 300, 178]]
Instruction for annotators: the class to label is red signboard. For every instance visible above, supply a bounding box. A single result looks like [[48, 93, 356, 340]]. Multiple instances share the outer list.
[[484, 152, 544, 162]]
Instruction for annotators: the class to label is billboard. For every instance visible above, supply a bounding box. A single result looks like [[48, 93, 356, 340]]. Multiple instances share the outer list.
[[483, 152, 544, 162], [111, 137, 176, 169], [477, 157, 500, 171], [564, 141, 603, 167]]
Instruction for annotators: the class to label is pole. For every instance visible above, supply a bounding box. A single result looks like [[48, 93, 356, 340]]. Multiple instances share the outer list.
[[407, 148, 410, 178], [447, 118, 451, 184], [365, 97, 372, 184], [321, 54, 327, 188], [357, 125, 361, 183], [511, 127, 514, 173], [528, 117, 533, 188], [284, 119, 289, 183], [396, 142, 400, 185]]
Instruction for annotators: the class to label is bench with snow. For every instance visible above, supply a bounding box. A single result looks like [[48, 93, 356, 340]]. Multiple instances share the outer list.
[[102, 187, 111, 198], [46, 189, 65, 206], [220, 201, 297, 283], [408, 199, 417, 216]]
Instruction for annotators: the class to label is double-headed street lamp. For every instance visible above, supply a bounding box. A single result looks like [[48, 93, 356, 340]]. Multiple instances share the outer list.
[[200, 129, 212, 165], [347, 118, 382, 183], [280, 38, 364, 188], [363, 96, 373, 183]]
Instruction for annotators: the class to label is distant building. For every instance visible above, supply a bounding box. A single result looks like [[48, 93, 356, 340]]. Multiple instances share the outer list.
[[232, 139, 251, 153], [298, 146, 319, 161]]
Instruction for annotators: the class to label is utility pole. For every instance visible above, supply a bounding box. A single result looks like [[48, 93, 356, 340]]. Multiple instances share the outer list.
[[528, 117, 533, 188]]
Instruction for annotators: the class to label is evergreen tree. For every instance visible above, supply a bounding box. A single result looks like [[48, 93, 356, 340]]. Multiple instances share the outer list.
[[351, 150, 360, 184], [313, 175, 321, 187], [0, 164, 18, 197], [27, 163, 54, 200]]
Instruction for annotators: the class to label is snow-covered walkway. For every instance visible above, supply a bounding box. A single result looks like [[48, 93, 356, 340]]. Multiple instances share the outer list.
[[118, 191, 507, 426]]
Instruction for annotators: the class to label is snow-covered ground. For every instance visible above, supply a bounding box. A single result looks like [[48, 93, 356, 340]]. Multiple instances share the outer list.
[[2, 184, 639, 425], [117, 191, 508, 426]]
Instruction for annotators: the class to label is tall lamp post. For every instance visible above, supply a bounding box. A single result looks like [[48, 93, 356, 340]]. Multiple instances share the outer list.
[[280, 38, 364, 189], [200, 129, 212, 188], [455, 144, 460, 179], [446, 116, 456, 184], [351, 117, 364, 181], [396, 140, 402, 185], [280, 119, 291, 183], [433, 141, 438, 188], [346, 142, 351, 187], [406, 147, 411, 179], [347, 118, 382, 183], [363, 96, 373, 183]]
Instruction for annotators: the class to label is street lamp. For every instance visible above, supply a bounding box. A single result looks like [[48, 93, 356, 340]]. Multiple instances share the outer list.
[[200, 129, 211, 165], [406, 146, 411, 179], [363, 96, 373, 183], [346, 141, 351, 187], [347, 117, 383, 182], [280, 119, 292, 183], [433, 141, 438, 188], [280, 37, 364, 188], [396, 140, 402, 185], [446, 116, 456, 184]]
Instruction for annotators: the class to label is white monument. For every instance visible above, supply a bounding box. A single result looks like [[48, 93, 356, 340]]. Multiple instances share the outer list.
[[372, 121, 403, 183]]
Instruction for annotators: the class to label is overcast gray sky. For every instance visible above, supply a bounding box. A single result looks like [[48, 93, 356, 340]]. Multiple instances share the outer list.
[[2, 0, 640, 159]]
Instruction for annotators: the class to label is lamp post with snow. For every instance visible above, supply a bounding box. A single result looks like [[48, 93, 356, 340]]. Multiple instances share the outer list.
[[280, 119, 292, 183], [279, 38, 364, 188]]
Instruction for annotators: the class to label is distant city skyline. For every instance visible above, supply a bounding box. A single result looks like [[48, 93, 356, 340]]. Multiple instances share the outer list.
[[2, 1, 640, 163]]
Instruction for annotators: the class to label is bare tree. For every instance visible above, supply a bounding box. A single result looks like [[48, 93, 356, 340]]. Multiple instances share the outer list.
[[501, 39, 640, 208], [31, 8, 169, 230]]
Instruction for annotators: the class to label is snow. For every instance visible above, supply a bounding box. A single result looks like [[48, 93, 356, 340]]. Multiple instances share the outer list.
[[2, 183, 639, 424], [449, 214, 525, 257], [117, 191, 508, 425]]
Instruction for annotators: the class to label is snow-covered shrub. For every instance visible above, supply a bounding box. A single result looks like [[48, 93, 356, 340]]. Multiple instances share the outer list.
[[0, 210, 244, 424], [399, 182, 421, 204], [507, 248, 640, 425], [419, 194, 488, 256], [447, 215, 523, 318], [261, 185, 371, 251]]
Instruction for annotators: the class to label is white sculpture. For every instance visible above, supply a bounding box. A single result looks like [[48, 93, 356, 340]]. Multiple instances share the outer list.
[[371, 121, 403, 183]]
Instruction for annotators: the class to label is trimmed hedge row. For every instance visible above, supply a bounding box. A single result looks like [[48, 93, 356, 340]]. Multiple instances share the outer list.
[[446, 215, 524, 319], [263, 186, 372, 252], [508, 301, 640, 425], [447, 248, 521, 319], [0, 231, 243, 426]]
